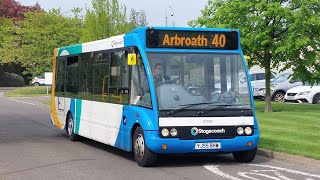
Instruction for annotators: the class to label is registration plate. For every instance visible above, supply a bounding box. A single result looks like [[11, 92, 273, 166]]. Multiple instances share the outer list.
[[195, 142, 221, 150]]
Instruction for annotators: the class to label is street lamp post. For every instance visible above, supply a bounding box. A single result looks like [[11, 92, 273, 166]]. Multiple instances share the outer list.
[[165, 5, 174, 27]]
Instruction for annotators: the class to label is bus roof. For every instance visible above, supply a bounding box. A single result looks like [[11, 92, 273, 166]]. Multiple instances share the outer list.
[[56, 26, 240, 57]]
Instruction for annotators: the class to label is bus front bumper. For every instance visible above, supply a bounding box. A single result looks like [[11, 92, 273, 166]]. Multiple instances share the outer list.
[[144, 130, 260, 154]]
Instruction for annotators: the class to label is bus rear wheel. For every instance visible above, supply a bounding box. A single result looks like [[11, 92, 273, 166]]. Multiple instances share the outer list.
[[133, 126, 157, 167], [67, 114, 79, 141], [232, 147, 257, 162]]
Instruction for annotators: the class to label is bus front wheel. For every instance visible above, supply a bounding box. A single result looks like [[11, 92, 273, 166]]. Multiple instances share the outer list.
[[133, 126, 157, 167], [232, 147, 257, 162], [67, 114, 79, 141]]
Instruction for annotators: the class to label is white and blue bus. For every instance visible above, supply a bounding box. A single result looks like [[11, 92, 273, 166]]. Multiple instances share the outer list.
[[51, 27, 259, 167]]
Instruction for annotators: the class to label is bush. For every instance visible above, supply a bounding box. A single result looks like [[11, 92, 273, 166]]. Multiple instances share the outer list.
[[0, 72, 25, 87]]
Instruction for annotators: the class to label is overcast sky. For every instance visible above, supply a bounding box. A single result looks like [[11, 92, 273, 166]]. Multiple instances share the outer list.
[[17, 0, 207, 26]]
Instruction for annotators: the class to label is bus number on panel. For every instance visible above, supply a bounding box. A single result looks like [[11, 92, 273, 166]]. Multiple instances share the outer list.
[[212, 34, 226, 48]]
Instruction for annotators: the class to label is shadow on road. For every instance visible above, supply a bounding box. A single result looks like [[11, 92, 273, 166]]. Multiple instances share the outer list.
[[74, 136, 271, 167]]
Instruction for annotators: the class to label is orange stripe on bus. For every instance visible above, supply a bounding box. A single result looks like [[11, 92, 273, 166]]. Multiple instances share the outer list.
[[51, 48, 63, 129]]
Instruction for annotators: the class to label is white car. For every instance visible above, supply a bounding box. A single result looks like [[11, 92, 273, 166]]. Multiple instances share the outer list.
[[284, 85, 320, 104], [31, 76, 45, 86], [240, 71, 276, 98]]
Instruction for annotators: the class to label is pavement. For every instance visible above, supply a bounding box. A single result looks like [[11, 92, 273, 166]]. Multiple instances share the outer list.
[[257, 148, 320, 169], [1, 87, 319, 170]]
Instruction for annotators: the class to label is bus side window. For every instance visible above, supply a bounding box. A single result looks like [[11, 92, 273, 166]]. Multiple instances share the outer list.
[[92, 51, 110, 102], [109, 50, 130, 104], [55, 57, 66, 96], [66, 56, 79, 98], [78, 53, 93, 100]]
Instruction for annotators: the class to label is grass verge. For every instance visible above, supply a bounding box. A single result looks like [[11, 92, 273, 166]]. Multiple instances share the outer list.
[[255, 100, 320, 160], [5, 86, 50, 97]]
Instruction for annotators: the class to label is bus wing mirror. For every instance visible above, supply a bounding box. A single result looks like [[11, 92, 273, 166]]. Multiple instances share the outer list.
[[128, 53, 137, 65]]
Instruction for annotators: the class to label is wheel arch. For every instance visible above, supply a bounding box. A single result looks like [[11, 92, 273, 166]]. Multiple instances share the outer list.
[[65, 110, 72, 131], [272, 90, 286, 100], [312, 93, 320, 104], [130, 123, 142, 151]]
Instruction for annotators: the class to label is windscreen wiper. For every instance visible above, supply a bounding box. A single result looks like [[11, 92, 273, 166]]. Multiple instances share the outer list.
[[197, 105, 251, 116], [166, 102, 214, 116]]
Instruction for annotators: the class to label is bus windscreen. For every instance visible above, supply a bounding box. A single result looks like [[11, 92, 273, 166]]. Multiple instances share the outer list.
[[146, 29, 239, 50]]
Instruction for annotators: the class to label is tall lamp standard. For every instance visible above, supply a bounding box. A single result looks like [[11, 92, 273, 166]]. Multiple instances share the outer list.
[[165, 5, 174, 27]]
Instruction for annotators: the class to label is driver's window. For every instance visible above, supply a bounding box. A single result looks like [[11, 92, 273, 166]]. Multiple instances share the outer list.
[[130, 52, 152, 108]]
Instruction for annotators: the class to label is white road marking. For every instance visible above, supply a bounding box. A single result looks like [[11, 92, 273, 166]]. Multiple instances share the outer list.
[[238, 172, 282, 180], [204, 164, 320, 180], [274, 172, 295, 180], [8, 98, 38, 106], [247, 164, 320, 179], [203, 165, 243, 180]]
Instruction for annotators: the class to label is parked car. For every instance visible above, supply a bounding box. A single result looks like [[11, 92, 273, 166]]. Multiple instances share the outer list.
[[284, 84, 320, 104], [250, 72, 303, 101], [240, 71, 276, 98], [240, 71, 276, 85], [31, 76, 45, 86], [270, 72, 303, 102]]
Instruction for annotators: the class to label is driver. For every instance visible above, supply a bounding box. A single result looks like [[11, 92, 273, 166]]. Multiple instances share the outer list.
[[153, 63, 170, 85]]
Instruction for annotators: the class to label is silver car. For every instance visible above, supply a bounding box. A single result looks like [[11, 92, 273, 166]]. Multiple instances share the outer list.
[[271, 72, 303, 102], [250, 72, 303, 102]]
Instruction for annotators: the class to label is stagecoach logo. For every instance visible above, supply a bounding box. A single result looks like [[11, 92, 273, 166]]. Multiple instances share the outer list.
[[191, 127, 226, 136], [111, 40, 123, 47], [191, 127, 199, 136]]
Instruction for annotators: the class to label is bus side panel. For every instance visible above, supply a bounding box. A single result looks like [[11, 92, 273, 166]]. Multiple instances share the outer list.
[[77, 99, 91, 139], [114, 106, 156, 152], [90, 102, 123, 145]]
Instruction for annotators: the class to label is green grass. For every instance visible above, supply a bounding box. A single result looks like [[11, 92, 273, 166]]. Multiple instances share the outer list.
[[255, 100, 320, 160], [5, 86, 51, 97]]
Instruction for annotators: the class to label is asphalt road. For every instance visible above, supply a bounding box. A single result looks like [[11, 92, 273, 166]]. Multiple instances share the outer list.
[[0, 92, 319, 180]]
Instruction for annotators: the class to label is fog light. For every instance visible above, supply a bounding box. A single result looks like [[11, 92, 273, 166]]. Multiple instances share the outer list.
[[162, 144, 167, 150], [237, 127, 244, 135], [170, 128, 178, 136], [245, 127, 252, 135], [161, 128, 169, 137]]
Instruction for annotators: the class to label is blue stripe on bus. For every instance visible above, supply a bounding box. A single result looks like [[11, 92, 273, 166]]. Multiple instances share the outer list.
[[69, 99, 76, 133]]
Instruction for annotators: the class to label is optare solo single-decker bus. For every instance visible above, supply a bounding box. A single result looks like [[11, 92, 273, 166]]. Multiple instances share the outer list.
[[51, 26, 260, 167]]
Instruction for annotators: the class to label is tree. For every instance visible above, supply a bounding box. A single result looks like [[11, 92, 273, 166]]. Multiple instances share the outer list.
[[0, 9, 83, 77], [129, 8, 148, 29], [0, 0, 41, 21], [190, 0, 320, 112], [82, 0, 145, 42], [0, 0, 41, 79]]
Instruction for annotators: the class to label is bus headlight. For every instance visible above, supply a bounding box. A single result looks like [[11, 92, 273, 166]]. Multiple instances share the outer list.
[[245, 127, 252, 135], [170, 128, 178, 137], [161, 128, 169, 137], [237, 127, 244, 135]]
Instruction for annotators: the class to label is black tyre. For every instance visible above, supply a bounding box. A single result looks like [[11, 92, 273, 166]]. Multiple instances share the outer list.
[[133, 126, 157, 167], [33, 82, 40, 86], [272, 91, 285, 102], [232, 147, 257, 162], [312, 93, 320, 104], [67, 114, 79, 141]]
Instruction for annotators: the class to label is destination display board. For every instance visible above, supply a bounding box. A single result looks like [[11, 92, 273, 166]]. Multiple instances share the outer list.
[[146, 29, 239, 50]]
